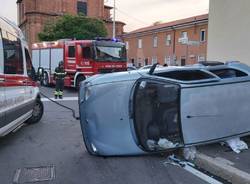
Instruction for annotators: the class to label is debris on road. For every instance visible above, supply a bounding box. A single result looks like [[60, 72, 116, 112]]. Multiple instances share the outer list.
[[158, 138, 179, 149], [183, 146, 197, 161], [224, 137, 248, 154]]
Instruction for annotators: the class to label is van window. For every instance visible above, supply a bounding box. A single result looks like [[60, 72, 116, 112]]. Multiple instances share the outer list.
[[155, 70, 215, 81], [2, 31, 24, 75], [25, 48, 33, 78], [209, 69, 248, 79]]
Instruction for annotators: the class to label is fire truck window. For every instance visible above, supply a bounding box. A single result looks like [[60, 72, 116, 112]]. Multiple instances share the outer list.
[[68, 46, 75, 58], [2, 31, 24, 75], [83, 47, 92, 59]]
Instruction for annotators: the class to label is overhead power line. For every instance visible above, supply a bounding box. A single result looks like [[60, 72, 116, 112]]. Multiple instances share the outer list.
[[115, 8, 149, 25]]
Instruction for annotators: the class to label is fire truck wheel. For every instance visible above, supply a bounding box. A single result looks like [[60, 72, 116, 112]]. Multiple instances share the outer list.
[[26, 99, 44, 124], [76, 75, 86, 89], [42, 72, 49, 87]]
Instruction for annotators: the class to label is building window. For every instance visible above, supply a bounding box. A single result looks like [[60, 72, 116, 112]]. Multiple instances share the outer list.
[[164, 56, 171, 65], [125, 41, 129, 50], [2, 31, 24, 75], [181, 32, 188, 39], [166, 34, 171, 46], [198, 55, 206, 62], [131, 58, 135, 66], [144, 58, 149, 66], [200, 29, 206, 42], [153, 36, 158, 48], [21, 3, 25, 18], [138, 39, 142, 49], [152, 56, 157, 64], [77, 1, 87, 15]]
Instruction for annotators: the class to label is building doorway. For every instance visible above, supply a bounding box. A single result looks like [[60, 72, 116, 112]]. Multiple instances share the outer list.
[[181, 58, 186, 66]]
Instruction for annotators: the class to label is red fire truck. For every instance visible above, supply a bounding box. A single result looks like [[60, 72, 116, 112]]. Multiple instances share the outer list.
[[32, 38, 127, 88]]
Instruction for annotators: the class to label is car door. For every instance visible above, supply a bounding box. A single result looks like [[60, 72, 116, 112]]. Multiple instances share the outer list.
[[181, 79, 250, 145], [2, 31, 27, 126]]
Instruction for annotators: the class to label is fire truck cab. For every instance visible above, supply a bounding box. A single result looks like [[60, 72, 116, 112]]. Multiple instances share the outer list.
[[32, 38, 127, 88]]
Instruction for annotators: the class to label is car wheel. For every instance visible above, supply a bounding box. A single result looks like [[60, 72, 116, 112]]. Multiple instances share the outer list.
[[76, 75, 86, 90], [42, 72, 49, 86], [26, 99, 44, 124]]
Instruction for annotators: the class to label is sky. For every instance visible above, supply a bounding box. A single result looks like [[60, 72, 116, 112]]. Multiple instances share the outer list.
[[0, 0, 209, 32]]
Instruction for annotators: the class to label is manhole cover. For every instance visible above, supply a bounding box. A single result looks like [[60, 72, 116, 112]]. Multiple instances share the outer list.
[[13, 166, 55, 183]]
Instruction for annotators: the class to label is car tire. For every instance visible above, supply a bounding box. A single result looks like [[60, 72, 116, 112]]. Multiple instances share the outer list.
[[42, 72, 50, 87], [26, 99, 44, 124], [76, 75, 86, 90]]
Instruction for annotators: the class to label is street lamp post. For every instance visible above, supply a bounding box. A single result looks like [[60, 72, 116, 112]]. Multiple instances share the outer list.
[[112, 0, 116, 39]]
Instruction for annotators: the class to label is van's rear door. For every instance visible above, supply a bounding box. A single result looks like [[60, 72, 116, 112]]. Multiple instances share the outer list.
[[181, 81, 250, 145]]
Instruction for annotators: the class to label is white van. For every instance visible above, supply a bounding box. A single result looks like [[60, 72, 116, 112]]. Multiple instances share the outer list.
[[0, 17, 43, 136]]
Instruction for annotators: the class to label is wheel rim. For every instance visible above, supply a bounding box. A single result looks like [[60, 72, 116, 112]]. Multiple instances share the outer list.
[[33, 102, 42, 117], [43, 73, 48, 86]]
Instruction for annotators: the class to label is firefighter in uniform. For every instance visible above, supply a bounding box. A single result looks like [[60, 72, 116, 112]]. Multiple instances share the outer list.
[[54, 61, 66, 99]]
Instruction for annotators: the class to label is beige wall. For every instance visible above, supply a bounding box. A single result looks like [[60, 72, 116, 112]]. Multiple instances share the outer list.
[[124, 24, 208, 67], [207, 0, 250, 65]]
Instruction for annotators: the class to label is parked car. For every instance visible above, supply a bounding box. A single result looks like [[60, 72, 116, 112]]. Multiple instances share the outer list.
[[79, 62, 250, 156], [139, 64, 163, 70], [127, 66, 137, 71], [0, 17, 44, 137]]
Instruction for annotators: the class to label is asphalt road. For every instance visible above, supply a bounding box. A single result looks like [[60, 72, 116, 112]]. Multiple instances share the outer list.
[[0, 86, 209, 184]]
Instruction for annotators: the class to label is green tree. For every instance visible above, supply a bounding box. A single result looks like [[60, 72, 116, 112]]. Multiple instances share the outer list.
[[38, 14, 108, 41]]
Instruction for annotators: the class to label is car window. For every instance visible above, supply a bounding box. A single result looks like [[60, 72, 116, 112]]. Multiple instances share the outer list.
[[209, 69, 248, 79], [2, 30, 24, 75], [155, 70, 215, 81]]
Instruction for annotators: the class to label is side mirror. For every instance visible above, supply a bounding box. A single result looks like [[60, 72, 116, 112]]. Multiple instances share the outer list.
[[37, 67, 45, 81]]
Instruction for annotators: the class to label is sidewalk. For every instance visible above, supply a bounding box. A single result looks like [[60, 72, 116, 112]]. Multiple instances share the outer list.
[[194, 136, 250, 184]]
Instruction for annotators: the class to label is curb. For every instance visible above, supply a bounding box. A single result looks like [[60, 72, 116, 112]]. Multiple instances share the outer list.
[[194, 152, 250, 184]]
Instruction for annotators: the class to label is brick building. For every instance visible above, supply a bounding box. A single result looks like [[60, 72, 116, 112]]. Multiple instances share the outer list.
[[123, 14, 208, 67], [17, 0, 125, 48]]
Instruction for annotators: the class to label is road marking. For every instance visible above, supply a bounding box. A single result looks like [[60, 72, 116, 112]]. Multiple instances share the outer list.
[[164, 155, 225, 184], [41, 97, 78, 102], [183, 163, 223, 184]]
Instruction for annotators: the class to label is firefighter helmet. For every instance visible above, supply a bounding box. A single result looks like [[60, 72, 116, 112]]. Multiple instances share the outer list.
[[59, 61, 64, 66]]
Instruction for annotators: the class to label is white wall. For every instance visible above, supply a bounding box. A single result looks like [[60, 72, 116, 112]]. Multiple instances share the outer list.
[[207, 0, 250, 65]]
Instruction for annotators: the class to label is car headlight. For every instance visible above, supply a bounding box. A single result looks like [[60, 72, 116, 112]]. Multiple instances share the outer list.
[[84, 86, 91, 101]]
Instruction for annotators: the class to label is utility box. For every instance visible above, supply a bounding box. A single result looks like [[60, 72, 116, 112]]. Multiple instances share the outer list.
[[207, 0, 250, 65]]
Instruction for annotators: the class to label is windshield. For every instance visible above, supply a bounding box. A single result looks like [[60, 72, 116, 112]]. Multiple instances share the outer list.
[[95, 46, 127, 62]]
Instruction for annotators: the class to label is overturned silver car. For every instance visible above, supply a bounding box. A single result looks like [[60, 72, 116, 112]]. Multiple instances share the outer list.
[[79, 62, 250, 156]]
